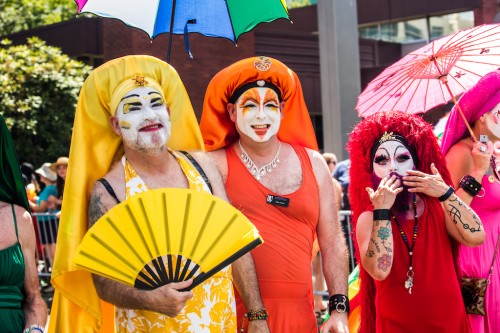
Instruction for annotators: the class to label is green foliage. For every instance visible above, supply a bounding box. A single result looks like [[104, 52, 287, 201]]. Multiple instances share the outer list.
[[0, 37, 92, 166], [286, 0, 316, 9], [0, 0, 77, 36]]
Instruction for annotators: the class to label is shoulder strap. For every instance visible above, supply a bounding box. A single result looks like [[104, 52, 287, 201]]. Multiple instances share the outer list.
[[98, 178, 121, 204], [178, 151, 213, 194], [11, 204, 18, 239]]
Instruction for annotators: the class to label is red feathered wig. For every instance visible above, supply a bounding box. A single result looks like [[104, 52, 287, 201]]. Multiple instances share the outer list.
[[346, 111, 452, 333]]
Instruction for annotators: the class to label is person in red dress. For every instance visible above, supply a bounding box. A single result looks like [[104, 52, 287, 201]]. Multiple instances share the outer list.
[[347, 111, 485, 333], [200, 56, 349, 333]]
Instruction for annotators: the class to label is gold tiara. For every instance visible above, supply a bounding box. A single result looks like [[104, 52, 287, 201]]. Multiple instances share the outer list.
[[133, 75, 146, 86], [379, 131, 396, 143]]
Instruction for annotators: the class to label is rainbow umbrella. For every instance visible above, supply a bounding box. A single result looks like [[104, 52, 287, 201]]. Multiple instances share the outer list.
[[74, 0, 290, 62]]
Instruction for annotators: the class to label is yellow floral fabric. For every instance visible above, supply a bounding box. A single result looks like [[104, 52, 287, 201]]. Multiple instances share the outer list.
[[117, 152, 236, 333]]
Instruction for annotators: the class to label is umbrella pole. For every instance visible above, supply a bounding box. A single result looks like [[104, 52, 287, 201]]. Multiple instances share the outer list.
[[166, 0, 177, 63], [440, 76, 477, 142]]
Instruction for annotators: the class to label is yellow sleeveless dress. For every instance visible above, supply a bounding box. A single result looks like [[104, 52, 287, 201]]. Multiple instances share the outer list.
[[115, 151, 236, 332]]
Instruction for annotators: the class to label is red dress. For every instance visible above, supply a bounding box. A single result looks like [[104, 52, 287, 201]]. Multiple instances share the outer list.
[[374, 197, 470, 332], [225, 144, 319, 332]]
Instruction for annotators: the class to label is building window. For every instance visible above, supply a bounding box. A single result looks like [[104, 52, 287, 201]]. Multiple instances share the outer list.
[[359, 10, 473, 44]]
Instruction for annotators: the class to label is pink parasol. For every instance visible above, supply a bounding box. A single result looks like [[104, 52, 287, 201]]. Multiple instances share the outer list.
[[356, 24, 500, 141]]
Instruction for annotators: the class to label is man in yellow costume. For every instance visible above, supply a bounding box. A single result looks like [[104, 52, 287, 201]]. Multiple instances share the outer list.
[[48, 55, 269, 333]]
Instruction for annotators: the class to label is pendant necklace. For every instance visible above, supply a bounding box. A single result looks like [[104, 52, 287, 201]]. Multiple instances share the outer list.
[[392, 194, 418, 294], [238, 140, 281, 181]]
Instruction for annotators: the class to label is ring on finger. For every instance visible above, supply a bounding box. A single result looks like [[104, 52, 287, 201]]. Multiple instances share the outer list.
[[480, 145, 487, 153]]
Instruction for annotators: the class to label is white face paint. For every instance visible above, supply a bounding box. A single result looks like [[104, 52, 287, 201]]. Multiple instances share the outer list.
[[115, 86, 171, 150], [484, 103, 500, 141], [235, 87, 281, 142], [372, 140, 415, 178]]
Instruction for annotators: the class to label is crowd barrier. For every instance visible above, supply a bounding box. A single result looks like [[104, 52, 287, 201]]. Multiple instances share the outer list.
[[314, 210, 356, 297], [32, 212, 59, 279]]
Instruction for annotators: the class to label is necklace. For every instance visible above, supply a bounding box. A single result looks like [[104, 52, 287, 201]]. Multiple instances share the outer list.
[[238, 140, 281, 181], [392, 194, 418, 294]]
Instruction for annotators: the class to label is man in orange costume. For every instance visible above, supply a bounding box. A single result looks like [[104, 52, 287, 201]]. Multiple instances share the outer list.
[[200, 56, 349, 333]]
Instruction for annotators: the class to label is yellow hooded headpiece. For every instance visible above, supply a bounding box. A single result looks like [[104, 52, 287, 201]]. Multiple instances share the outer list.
[[49, 55, 203, 332]]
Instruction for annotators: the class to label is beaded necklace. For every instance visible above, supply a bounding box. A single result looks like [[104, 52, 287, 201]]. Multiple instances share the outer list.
[[392, 194, 418, 294], [238, 140, 281, 181]]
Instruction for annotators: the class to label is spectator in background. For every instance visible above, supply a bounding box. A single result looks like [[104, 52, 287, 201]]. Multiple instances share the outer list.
[[21, 162, 39, 203], [323, 152, 338, 172], [48, 157, 68, 213], [333, 159, 351, 211], [30, 163, 58, 270], [333, 158, 354, 271]]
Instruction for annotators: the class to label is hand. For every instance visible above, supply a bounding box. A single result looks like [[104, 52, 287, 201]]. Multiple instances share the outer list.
[[320, 311, 349, 333], [366, 175, 403, 209], [403, 164, 448, 198], [148, 279, 193, 317], [471, 141, 493, 176], [248, 319, 271, 333]]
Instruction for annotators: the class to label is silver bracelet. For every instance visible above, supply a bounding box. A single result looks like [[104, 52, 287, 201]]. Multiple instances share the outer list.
[[23, 325, 44, 333]]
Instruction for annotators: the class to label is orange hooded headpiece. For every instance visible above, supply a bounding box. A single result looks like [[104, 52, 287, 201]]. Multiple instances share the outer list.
[[200, 56, 318, 151]]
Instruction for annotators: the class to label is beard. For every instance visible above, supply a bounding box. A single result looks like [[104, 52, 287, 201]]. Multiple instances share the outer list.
[[370, 171, 414, 212]]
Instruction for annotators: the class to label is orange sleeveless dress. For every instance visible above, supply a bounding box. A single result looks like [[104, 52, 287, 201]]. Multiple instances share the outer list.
[[225, 144, 319, 332]]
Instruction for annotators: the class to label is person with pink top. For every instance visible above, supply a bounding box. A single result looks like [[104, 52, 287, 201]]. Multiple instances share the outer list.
[[441, 70, 500, 333]]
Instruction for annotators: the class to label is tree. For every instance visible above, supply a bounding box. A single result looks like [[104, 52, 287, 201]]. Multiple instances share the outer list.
[[286, 0, 316, 9], [0, 37, 92, 166], [0, 0, 77, 36]]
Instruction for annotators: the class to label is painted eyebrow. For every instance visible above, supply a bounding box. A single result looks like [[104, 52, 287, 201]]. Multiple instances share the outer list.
[[238, 89, 261, 106], [394, 145, 410, 156], [120, 93, 140, 102], [376, 147, 390, 157], [264, 89, 279, 103]]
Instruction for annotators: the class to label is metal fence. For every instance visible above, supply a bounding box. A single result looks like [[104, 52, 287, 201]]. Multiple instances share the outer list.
[[314, 210, 356, 298], [340, 210, 356, 272], [32, 212, 59, 279]]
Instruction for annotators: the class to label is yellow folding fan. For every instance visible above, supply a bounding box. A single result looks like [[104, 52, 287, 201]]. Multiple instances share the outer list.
[[74, 188, 263, 291]]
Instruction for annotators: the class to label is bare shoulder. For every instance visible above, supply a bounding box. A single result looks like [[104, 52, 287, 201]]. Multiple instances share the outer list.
[[189, 149, 228, 182], [186, 150, 217, 172], [446, 139, 472, 159], [206, 149, 227, 164], [88, 167, 123, 227], [445, 139, 473, 177], [187, 150, 228, 199], [305, 148, 330, 181], [12, 205, 35, 244]]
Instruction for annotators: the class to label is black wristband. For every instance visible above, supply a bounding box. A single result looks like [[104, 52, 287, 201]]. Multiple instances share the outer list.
[[459, 175, 482, 197], [373, 209, 391, 220], [438, 186, 454, 202], [328, 294, 350, 315]]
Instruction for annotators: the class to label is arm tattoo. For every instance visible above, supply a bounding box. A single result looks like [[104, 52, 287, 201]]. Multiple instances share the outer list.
[[366, 219, 393, 270], [446, 197, 482, 232], [369, 239, 381, 254], [88, 193, 107, 227], [377, 254, 392, 272]]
